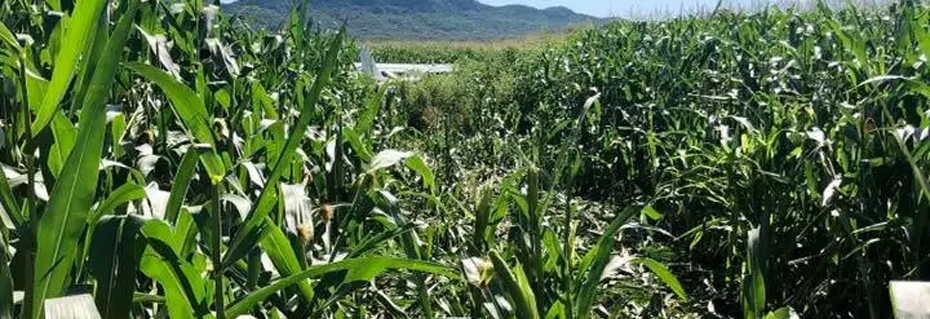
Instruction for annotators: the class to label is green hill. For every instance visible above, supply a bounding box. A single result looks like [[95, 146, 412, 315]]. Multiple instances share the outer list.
[[222, 0, 600, 40]]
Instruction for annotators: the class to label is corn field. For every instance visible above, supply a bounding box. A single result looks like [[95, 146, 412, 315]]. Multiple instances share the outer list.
[[1, 0, 929, 318]]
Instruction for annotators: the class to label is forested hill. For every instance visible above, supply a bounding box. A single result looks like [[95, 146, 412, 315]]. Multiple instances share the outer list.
[[223, 0, 600, 40]]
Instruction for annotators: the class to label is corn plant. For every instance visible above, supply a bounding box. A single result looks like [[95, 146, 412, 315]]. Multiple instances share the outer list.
[[0, 0, 460, 318], [385, 0, 930, 318], [7, 0, 928, 318]]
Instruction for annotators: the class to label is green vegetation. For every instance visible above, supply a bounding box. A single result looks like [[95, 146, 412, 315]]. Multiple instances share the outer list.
[[385, 1, 930, 317], [366, 34, 571, 63], [1, 0, 929, 318], [368, 41, 515, 64], [223, 0, 600, 41], [0, 0, 455, 318]]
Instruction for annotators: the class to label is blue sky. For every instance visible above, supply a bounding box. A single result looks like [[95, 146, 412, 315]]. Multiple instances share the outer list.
[[477, 0, 733, 17]]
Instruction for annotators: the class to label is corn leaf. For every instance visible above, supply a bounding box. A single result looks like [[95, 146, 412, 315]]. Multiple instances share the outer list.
[[764, 307, 798, 319], [23, 64, 76, 178], [30, 0, 109, 134], [139, 253, 201, 319], [0, 164, 21, 229], [140, 219, 209, 319], [124, 63, 226, 184], [225, 257, 457, 318], [355, 84, 387, 134], [227, 28, 344, 265], [31, 3, 139, 317], [574, 205, 639, 319], [491, 251, 539, 319], [490, 250, 539, 319], [743, 228, 766, 319], [0, 21, 20, 59], [88, 215, 145, 319], [0, 234, 12, 319], [173, 208, 199, 259], [75, 182, 146, 277], [165, 149, 200, 223], [88, 183, 146, 224], [632, 257, 688, 301], [258, 217, 315, 300], [405, 155, 435, 191]]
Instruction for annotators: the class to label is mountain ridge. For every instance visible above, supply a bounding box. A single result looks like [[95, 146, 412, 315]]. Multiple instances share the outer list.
[[223, 0, 600, 40]]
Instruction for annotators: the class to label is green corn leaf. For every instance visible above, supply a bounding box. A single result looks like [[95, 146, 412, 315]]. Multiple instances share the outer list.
[[512, 260, 538, 316], [165, 149, 200, 223], [220, 218, 265, 270], [763, 307, 798, 319], [642, 206, 663, 221], [227, 28, 343, 265], [140, 219, 209, 319], [526, 167, 539, 222], [139, 252, 202, 319], [632, 257, 688, 301], [490, 250, 539, 319], [124, 63, 226, 184], [0, 20, 20, 52], [258, 218, 315, 300], [22, 62, 76, 178], [405, 155, 435, 192], [141, 220, 177, 255], [375, 191, 420, 259], [225, 257, 457, 318], [743, 228, 766, 319], [544, 300, 567, 319], [1, 234, 12, 319], [142, 214, 196, 262], [88, 183, 146, 224], [355, 84, 387, 134], [76, 182, 146, 277], [109, 112, 126, 159], [0, 165, 22, 229], [473, 186, 492, 250], [893, 133, 930, 205], [348, 223, 418, 259], [342, 128, 372, 162], [31, 2, 140, 317], [88, 215, 145, 319], [23, 62, 48, 110], [250, 82, 278, 119], [173, 208, 199, 259], [68, 11, 109, 117], [374, 190, 433, 317], [332, 128, 346, 198], [575, 205, 639, 319], [30, 0, 109, 134]]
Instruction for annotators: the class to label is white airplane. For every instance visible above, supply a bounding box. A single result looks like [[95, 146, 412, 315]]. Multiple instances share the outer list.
[[356, 44, 452, 81]]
